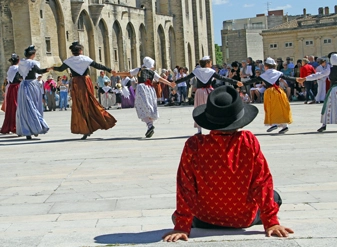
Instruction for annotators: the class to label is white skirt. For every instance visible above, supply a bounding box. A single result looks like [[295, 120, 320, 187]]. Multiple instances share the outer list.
[[135, 83, 159, 121], [321, 85, 337, 125]]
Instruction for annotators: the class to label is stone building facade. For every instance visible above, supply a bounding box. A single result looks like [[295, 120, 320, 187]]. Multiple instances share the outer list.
[[221, 10, 299, 64], [261, 6, 337, 61], [0, 0, 215, 97]]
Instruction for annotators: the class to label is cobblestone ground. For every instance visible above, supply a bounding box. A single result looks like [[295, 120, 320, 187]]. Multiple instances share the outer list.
[[0, 102, 337, 246]]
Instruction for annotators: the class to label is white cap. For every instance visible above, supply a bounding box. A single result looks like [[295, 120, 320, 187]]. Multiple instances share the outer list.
[[142, 56, 155, 69], [331, 54, 337, 66], [47, 74, 53, 80], [201, 56, 211, 61], [265, 57, 277, 65]]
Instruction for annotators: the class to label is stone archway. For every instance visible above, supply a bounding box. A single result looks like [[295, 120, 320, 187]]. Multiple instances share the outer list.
[[126, 22, 137, 69], [168, 26, 176, 70], [139, 24, 147, 64], [157, 25, 167, 70], [112, 20, 125, 71], [98, 18, 111, 68], [47, 0, 67, 61], [77, 10, 95, 59], [0, 1, 15, 98], [188, 43, 193, 71]]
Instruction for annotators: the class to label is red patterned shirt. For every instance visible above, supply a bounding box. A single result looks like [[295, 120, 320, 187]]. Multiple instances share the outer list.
[[174, 130, 279, 234]]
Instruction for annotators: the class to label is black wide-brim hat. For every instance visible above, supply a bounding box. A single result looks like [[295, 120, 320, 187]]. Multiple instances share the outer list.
[[193, 86, 259, 131]]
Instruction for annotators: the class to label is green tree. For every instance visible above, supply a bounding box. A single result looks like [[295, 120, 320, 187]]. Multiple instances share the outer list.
[[214, 44, 223, 66]]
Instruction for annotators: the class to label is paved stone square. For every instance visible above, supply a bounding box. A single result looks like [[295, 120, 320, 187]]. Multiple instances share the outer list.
[[0, 102, 337, 247]]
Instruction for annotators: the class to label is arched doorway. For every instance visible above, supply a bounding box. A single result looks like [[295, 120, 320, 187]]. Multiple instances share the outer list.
[[112, 21, 124, 71], [0, 1, 15, 97], [98, 18, 111, 68], [47, 0, 67, 61], [77, 10, 95, 59], [157, 25, 167, 70], [139, 24, 147, 64], [168, 26, 176, 70], [126, 22, 137, 69], [188, 43, 193, 71]]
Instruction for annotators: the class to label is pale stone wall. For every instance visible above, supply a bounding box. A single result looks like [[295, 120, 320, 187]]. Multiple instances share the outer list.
[[262, 26, 337, 61], [0, 0, 215, 99], [246, 30, 264, 61]]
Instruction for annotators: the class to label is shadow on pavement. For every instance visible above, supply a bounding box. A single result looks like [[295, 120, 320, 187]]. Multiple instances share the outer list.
[[94, 229, 170, 244], [94, 228, 265, 244], [254, 131, 337, 136], [0, 135, 191, 146]]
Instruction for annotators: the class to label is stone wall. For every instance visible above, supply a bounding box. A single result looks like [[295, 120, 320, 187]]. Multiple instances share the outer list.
[[0, 0, 214, 99]]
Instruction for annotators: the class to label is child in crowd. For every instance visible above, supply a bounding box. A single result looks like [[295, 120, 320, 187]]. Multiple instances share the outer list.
[[101, 81, 114, 110], [113, 81, 123, 109]]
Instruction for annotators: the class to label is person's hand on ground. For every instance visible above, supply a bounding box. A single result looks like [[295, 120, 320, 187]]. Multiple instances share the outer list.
[[266, 225, 294, 237], [162, 230, 189, 242]]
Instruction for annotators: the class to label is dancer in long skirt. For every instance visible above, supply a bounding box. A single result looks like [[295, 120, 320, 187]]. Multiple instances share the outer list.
[[113, 56, 173, 138], [16, 45, 51, 140], [243, 57, 299, 134], [52, 42, 117, 140], [174, 56, 243, 134], [120, 76, 135, 108], [299, 53, 337, 132], [0, 54, 22, 134]]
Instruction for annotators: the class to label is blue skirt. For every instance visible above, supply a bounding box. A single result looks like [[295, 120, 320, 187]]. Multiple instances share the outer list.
[[16, 79, 49, 136]]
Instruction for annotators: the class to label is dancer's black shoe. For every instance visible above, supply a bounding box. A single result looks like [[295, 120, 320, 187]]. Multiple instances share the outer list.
[[278, 127, 289, 134], [81, 134, 90, 140], [317, 125, 326, 132], [145, 126, 155, 138], [267, 125, 278, 132], [26, 136, 32, 140]]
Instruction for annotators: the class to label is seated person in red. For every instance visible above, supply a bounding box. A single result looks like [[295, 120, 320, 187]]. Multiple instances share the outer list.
[[163, 86, 294, 242]]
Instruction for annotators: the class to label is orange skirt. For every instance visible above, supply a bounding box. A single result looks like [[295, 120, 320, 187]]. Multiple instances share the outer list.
[[71, 76, 117, 135], [153, 82, 162, 99]]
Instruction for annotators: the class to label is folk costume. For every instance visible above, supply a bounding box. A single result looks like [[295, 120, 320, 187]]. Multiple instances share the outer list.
[[1, 54, 21, 134], [120, 77, 135, 108], [129, 57, 162, 138], [305, 54, 337, 132], [171, 86, 283, 235], [244, 57, 297, 134], [112, 82, 122, 109], [53, 42, 116, 139], [100, 85, 114, 110], [175, 56, 241, 134], [16, 46, 50, 139]]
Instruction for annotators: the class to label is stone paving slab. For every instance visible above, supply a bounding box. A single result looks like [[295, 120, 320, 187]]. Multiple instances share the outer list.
[[0, 102, 337, 246]]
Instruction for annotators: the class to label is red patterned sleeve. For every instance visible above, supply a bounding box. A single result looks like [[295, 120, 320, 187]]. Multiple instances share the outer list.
[[249, 134, 280, 230], [173, 137, 198, 234]]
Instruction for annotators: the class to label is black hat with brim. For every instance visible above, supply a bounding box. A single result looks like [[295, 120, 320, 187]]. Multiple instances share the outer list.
[[193, 86, 259, 131]]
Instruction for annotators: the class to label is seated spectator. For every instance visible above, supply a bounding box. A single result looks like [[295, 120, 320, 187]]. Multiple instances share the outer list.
[[163, 86, 294, 242]]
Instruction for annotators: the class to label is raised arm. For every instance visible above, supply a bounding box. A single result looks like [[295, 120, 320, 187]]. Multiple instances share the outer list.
[[280, 74, 298, 83], [53, 63, 69, 72], [175, 73, 195, 84], [114, 71, 132, 77], [242, 77, 261, 86], [33, 65, 49, 74], [213, 73, 242, 86], [90, 61, 112, 73], [305, 67, 330, 81]]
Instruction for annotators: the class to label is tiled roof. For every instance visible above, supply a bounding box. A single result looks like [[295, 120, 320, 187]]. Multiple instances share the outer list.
[[269, 14, 337, 31]]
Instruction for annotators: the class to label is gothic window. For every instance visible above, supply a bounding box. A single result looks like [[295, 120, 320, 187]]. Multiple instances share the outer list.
[[45, 37, 51, 54], [78, 15, 84, 30]]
